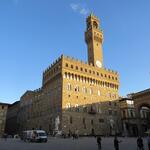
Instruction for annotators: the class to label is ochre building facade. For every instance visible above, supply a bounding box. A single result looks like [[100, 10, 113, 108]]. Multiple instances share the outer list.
[[18, 14, 121, 136]]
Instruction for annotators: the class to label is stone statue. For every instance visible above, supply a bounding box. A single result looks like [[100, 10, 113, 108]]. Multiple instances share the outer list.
[[110, 119, 114, 129], [55, 116, 60, 131]]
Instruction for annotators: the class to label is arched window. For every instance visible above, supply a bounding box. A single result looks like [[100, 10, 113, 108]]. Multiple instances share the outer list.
[[63, 72, 67, 78], [67, 83, 71, 91], [98, 90, 101, 96], [66, 63, 68, 67], [89, 88, 93, 95], [93, 21, 98, 29], [140, 106, 150, 119], [71, 65, 73, 69], [83, 87, 87, 93], [75, 85, 79, 92]]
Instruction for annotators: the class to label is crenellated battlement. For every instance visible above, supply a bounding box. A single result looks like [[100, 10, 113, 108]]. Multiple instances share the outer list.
[[34, 88, 42, 93], [43, 54, 118, 76], [42, 54, 119, 87], [43, 55, 62, 74]]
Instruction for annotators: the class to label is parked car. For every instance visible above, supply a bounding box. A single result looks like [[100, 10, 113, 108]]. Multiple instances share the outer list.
[[21, 130, 47, 143]]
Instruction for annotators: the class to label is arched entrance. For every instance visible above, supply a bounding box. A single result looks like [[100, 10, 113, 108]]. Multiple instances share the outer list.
[[137, 104, 150, 136], [91, 128, 95, 136]]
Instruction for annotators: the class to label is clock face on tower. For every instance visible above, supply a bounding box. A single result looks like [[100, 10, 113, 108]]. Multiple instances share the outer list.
[[96, 60, 102, 68]]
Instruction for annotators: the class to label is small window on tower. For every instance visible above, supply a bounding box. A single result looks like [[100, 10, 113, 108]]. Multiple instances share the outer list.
[[87, 22, 91, 30], [71, 65, 73, 69], [66, 63, 68, 67], [93, 21, 98, 29]]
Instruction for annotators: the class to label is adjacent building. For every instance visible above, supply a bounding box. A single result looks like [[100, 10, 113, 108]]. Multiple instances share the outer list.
[[119, 89, 150, 136], [5, 101, 20, 136], [0, 102, 9, 137]]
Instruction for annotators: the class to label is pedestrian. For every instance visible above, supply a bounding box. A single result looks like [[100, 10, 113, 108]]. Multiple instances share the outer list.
[[68, 130, 71, 138], [75, 130, 79, 139], [3, 133, 7, 141], [114, 136, 121, 150], [147, 135, 150, 150], [72, 132, 75, 140], [137, 136, 144, 150], [97, 136, 102, 150]]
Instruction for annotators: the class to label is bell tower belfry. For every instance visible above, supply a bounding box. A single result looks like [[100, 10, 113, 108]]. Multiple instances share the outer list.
[[85, 13, 104, 68]]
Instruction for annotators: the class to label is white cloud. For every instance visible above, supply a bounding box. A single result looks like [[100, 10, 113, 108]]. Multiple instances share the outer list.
[[80, 8, 88, 15], [70, 3, 79, 11], [70, 3, 89, 16]]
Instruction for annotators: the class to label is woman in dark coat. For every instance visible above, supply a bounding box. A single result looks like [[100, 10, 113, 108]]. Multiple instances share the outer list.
[[114, 136, 121, 150], [137, 136, 144, 150]]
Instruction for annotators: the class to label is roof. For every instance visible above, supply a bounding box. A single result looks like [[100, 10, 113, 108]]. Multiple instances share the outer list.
[[130, 88, 150, 98], [0, 102, 10, 106], [119, 97, 132, 102], [8, 101, 20, 108]]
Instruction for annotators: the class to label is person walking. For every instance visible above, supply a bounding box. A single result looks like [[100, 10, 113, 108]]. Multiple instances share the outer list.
[[75, 129, 79, 139], [72, 132, 75, 140], [137, 136, 144, 150], [147, 135, 150, 150], [3, 133, 7, 141], [114, 136, 121, 150], [97, 136, 102, 150]]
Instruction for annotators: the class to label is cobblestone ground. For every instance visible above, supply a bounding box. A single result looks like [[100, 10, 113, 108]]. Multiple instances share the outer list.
[[0, 137, 149, 150]]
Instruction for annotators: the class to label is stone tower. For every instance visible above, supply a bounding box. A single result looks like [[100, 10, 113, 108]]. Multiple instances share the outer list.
[[85, 13, 104, 68]]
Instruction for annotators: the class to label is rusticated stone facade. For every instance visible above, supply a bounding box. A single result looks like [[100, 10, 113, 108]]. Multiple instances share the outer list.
[[17, 14, 121, 136]]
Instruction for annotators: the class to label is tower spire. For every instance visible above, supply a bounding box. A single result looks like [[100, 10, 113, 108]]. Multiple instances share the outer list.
[[85, 14, 103, 68]]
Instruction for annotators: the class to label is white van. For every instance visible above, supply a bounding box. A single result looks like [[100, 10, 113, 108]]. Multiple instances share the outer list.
[[22, 130, 47, 142]]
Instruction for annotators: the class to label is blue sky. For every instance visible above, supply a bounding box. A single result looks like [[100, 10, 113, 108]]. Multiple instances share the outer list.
[[0, 0, 150, 103]]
